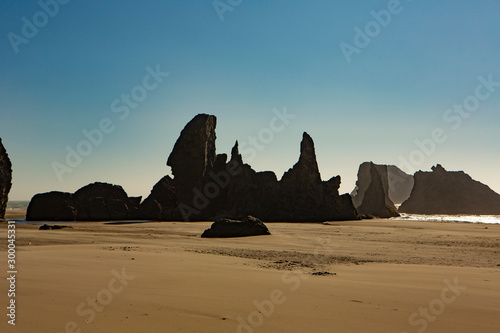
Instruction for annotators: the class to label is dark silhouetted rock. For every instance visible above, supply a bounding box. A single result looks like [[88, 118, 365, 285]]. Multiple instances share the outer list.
[[129, 196, 142, 207], [312, 271, 336, 276], [273, 132, 358, 221], [39, 224, 71, 230], [73, 182, 138, 220], [0, 138, 12, 219], [27, 114, 360, 222], [218, 133, 358, 222], [146, 116, 359, 222], [27, 192, 77, 221], [323, 187, 359, 222], [399, 164, 500, 214], [50, 225, 65, 230], [386, 165, 414, 204], [27, 182, 140, 221], [138, 176, 181, 220], [351, 162, 399, 218], [201, 216, 270, 238], [167, 114, 217, 218], [281, 132, 321, 187], [352, 163, 414, 206], [221, 141, 277, 220]]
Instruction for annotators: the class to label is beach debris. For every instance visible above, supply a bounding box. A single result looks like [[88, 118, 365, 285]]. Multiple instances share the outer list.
[[38, 224, 72, 230], [312, 271, 336, 276]]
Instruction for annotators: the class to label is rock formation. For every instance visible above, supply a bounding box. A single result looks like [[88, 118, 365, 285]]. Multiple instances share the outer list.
[[142, 115, 359, 222], [273, 132, 358, 221], [386, 165, 414, 204], [27, 182, 141, 221], [399, 164, 500, 214], [201, 215, 270, 238], [73, 183, 140, 220], [220, 141, 279, 221], [166, 114, 217, 220], [137, 176, 179, 220], [0, 138, 12, 219], [27, 114, 360, 222], [351, 162, 400, 218], [27, 191, 77, 221]]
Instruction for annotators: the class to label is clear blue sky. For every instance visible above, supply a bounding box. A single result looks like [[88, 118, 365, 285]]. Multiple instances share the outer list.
[[1, 0, 500, 200]]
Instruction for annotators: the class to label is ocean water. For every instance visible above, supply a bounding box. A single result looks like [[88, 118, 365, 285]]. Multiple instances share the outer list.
[[392, 213, 500, 225], [6, 201, 30, 210]]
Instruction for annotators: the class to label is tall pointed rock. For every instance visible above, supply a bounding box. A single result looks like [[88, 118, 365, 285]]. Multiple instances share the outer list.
[[281, 132, 321, 187], [166, 114, 217, 208], [351, 162, 400, 218]]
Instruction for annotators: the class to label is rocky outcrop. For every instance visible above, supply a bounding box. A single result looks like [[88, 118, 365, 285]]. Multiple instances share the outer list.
[[201, 216, 270, 238], [144, 115, 359, 222], [137, 176, 180, 220], [189, 131, 358, 221], [0, 138, 12, 219], [29, 114, 359, 222], [73, 183, 139, 220], [166, 114, 217, 219], [220, 141, 278, 220], [386, 165, 414, 204], [281, 133, 322, 186], [351, 162, 400, 218], [399, 164, 500, 214], [273, 132, 358, 221], [27, 192, 77, 221], [27, 182, 141, 221]]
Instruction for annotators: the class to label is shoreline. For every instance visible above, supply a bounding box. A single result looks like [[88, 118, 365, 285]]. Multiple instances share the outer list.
[[5, 209, 500, 226]]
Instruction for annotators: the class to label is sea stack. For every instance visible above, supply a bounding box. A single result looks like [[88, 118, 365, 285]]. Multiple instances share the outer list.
[[399, 164, 500, 214], [351, 162, 400, 218], [276, 132, 358, 221], [0, 138, 12, 219], [166, 114, 217, 220], [143, 115, 359, 222], [386, 165, 414, 204], [27, 182, 141, 221]]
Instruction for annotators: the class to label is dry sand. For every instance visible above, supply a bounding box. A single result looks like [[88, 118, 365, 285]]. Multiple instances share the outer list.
[[1, 211, 499, 332]]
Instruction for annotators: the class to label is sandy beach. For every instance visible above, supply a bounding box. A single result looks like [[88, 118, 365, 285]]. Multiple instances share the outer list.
[[1, 211, 499, 332]]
